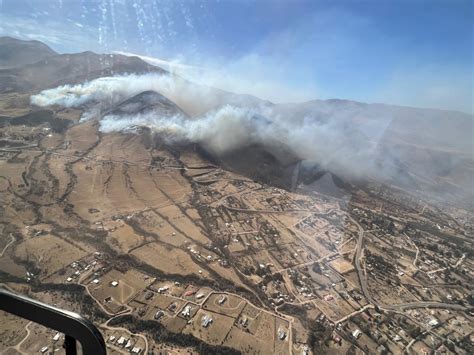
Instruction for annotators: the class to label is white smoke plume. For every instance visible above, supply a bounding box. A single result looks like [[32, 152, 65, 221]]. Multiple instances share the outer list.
[[100, 106, 273, 154], [30, 73, 250, 118], [31, 73, 474, 207], [31, 73, 385, 178], [100, 104, 383, 181]]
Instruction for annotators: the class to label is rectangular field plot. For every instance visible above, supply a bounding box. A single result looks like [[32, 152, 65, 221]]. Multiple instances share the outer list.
[[202, 293, 246, 318], [183, 309, 235, 346], [329, 257, 355, 274], [88, 268, 154, 314], [223, 326, 274, 354]]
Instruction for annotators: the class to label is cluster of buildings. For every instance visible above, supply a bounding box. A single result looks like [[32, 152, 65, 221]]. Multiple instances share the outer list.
[[64, 253, 101, 284], [108, 335, 142, 354]]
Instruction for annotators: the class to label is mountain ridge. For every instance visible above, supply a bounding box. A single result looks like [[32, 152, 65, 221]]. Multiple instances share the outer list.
[[0, 36, 57, 69]]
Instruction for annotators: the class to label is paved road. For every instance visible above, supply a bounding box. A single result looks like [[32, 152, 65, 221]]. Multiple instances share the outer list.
[[351, 216, 377, 305], [384, 301, 469, 312], [223, 203, 321, 214], [335, 304, 375, 324], [401, 232, 420, 269]]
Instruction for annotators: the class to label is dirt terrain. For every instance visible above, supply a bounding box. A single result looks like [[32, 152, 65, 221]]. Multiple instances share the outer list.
[[0, 37, 473, 355]]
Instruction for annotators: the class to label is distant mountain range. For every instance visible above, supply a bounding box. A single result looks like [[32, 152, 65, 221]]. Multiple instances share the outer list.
[[0, 37, 165, 93]]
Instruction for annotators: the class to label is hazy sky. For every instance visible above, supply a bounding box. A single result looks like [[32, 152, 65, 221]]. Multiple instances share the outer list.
[[0, 0, 472, 113]]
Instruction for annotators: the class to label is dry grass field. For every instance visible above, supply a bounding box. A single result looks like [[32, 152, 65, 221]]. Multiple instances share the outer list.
[[13, 234, 90, 279], [105, 223, 146, 253], [202, 293, 246, 318], [223, 326, 273, 354], [329, 257, 355, 274], [88, 269, 154, 313], [0, 312, 28, 349], [161, 314, 188, 334], [131, 242, 209, 277]]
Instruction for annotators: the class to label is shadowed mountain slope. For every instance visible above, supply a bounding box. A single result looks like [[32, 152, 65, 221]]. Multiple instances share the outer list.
[[0, 36, 57, 69]]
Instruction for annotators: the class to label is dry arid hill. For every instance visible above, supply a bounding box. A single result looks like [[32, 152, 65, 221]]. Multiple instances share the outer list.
[[108, 90, 189, 118]]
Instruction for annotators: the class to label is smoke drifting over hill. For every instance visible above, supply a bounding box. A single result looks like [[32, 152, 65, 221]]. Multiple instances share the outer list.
[[31, 73, 474, 206], [31, 74, 387, 179], [30, 73, 260, 117]]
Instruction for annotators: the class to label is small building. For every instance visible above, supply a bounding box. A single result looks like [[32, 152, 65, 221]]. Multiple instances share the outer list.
[[278, 328, 287, 340], [201, 314, 213, 328], [125, 340, 132, 349], [158, 286, 169, 293], [275, 297, 284, 306], [110, 280, 118, 287], [117, 337, 126, 346], [154, 310, 165, 320], [324, 294, 334, 302], [218, 295, 227, 304], [131, 347, 141, 354], [393, 334, 401, 342], [181, 305, 192, 317], [352, 329, 362, 339], [53, 333, 60, 342], [109, 335, 116, 343], [428, 317, 440, 327], [92, 279, 100, 284], [40, 346, 48, 353]]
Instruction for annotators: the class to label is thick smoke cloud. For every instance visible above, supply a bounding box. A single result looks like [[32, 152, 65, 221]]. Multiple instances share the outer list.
[[31, 73, 387, 179], [31, 73, 474, 205], [30, 73, 247, 117], [99, 105, 384, 181], [100, 106, 273, 154]]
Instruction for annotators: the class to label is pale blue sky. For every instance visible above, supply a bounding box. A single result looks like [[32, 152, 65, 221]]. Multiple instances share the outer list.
[[0, 0, 472, 112]]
